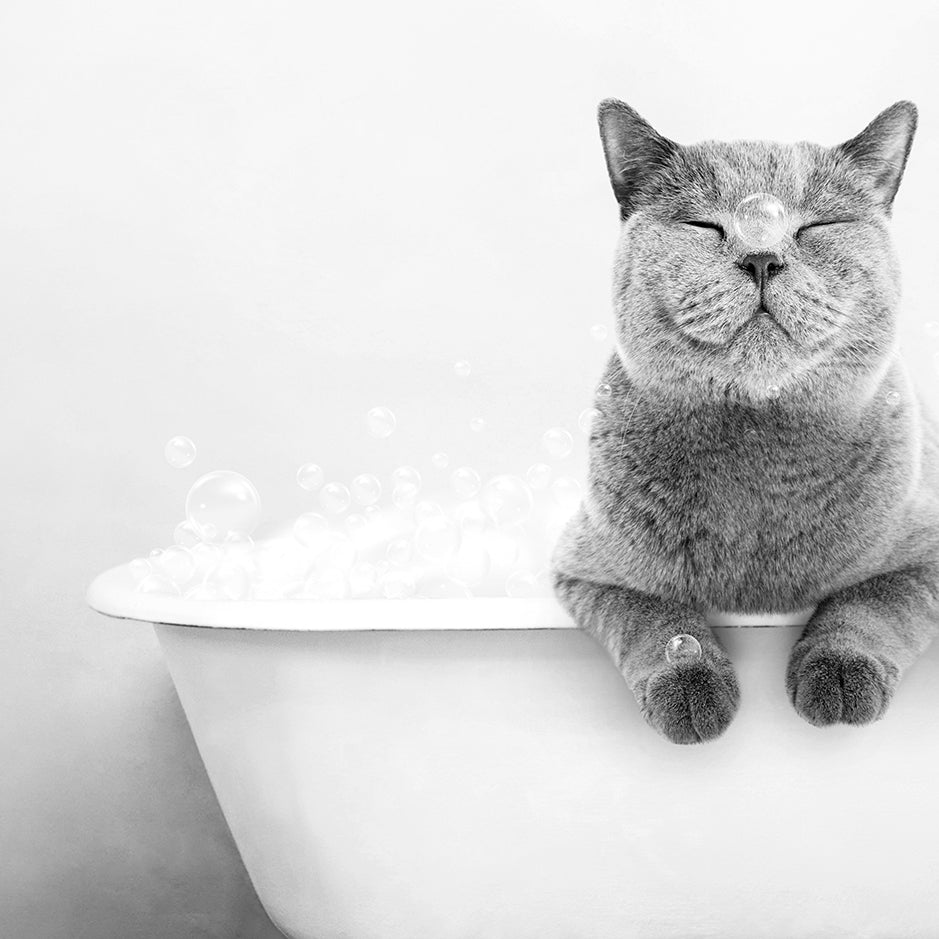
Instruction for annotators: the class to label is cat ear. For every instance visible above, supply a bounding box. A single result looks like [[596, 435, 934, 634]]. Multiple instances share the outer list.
[[598, 99, 678, 218], [836, 101, 918, 212]]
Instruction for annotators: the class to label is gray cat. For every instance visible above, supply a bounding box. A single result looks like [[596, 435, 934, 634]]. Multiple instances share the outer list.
[[551, 98, 939, 744]]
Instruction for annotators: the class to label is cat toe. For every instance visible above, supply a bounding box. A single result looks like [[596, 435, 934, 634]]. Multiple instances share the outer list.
[[638, 660, 740, 745], [787, 643, 896, 727]]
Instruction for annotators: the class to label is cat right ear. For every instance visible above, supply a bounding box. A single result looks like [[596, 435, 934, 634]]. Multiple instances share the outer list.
[[835, 101, 918, 213], [597, 99, 678, 218]]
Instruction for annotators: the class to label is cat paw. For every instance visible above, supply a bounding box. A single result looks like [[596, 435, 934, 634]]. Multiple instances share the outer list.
[[786, 641, 898, 727], [636, 659, 740, 745]]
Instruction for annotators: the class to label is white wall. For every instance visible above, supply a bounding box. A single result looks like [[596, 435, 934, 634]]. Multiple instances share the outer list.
[[1, 0, 937, 935]]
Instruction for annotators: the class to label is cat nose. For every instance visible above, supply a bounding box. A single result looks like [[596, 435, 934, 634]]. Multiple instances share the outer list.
[[737, 252, 785, 287]]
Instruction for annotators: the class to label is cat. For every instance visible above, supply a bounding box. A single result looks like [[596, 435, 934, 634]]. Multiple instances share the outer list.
[[551, 98, 939, 744]]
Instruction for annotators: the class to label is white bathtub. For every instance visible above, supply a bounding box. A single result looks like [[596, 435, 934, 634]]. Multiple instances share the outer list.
[[88, 564, 939, 939]]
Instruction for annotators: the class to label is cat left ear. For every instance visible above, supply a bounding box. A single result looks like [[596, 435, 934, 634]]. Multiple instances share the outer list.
[[836, 101, 918, 212]]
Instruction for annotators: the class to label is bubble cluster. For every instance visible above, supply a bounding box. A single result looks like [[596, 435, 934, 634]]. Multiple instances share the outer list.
[[135, 455, 586, 601], [733, 193, 789, 249]]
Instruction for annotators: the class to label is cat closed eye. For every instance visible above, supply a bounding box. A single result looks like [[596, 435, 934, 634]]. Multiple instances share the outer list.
[[795, 219, 857, 238], [683, 220, 726, 237]]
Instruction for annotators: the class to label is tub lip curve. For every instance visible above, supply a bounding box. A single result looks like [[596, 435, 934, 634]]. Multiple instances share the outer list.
[[87, 564, 815, 631]]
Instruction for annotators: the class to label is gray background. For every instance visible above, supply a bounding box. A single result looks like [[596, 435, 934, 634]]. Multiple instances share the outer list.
[[2, 0, 937, 936]]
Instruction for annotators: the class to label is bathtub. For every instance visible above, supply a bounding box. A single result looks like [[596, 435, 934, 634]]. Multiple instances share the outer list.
[[88, 563, 939, 939]]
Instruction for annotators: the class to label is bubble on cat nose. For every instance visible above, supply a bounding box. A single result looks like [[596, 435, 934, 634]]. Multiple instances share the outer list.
[[664, 633, 703, 664], [733, 193, 789, 249]]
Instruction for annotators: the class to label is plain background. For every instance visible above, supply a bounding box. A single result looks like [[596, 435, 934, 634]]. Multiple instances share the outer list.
[[2, 1, 938, 936]]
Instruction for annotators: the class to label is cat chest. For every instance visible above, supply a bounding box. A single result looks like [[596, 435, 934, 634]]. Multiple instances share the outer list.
[[602, 437, 906, 605]]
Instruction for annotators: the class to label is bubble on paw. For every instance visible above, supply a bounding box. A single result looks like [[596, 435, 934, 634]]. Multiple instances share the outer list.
[[664, 634, 703, 664]]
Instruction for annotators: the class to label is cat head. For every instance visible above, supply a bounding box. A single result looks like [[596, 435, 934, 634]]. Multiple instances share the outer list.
[[599, 99, 917, 402]]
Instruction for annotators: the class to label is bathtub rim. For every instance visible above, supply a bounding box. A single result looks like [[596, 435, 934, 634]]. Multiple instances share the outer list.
[[87, 563, 816, 631]]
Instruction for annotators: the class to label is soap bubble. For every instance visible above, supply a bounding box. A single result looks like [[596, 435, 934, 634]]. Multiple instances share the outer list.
[[149, 548, 164, 559], [589, 324, 608, 342], [767, 385, 781, 399], [454, 360, 472, 378], [415, 515, 462, 561], [302, 568, 349, 601], [452, 467, 482, 500], [204, 564, 251, 600], [351, 473, 382, 506], [665, 633, 703, 664], [137, 573, 181, 596], [293, 512, 330, 548], [733, 192, 789, 249], [506, 570, 540, 598], [381, 569, 417, 599], [387, 536, 413, 566], [432, 451, 450, 469], [173, 520, 201, 548], [154, 546, 196, 585], [186, 471, 262, 540], [366, 406, 396, 438], [885, 390, 901, 406], [199, 523, 220, 543], [392, 466, 422, 492], [470, 417, 487, 433], [542, 427, 573, 460], [417, 575, 472, 599], [596, 382, 612, 398], [223, 530, 254, 551], [128, 558, 151, 583], [320, 482, 352, 515], [165, 436, 196, 469], [526, 463, 552, 491], [296, 463, 325, 492], [579, 408, 601, 435], [481, 475, 533, 527]]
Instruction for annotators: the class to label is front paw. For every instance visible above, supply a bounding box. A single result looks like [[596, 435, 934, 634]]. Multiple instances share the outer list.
[[636, 659, 740, 745], [786, 641, 898, 727]]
